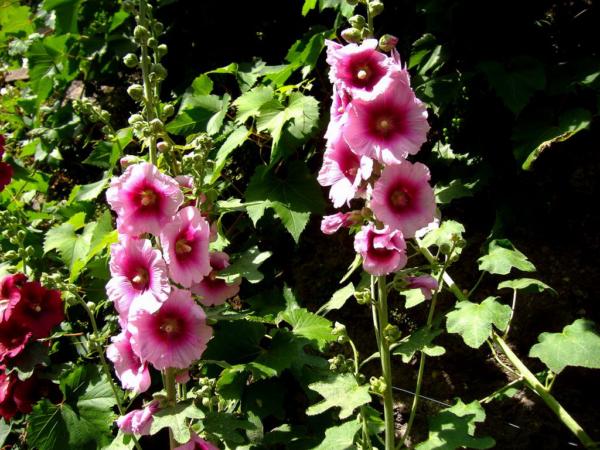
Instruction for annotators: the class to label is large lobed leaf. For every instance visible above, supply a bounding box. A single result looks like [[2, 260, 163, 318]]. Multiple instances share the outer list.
[[306, 373, 371, 419]]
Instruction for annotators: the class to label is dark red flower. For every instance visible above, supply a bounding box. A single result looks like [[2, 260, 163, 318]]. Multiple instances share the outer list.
[[0, 369, 17, 421], [1, 273, 28, 323], [13, 281, 64, 338], [0, 369, 60, 421], [0, 320, 32, 363]]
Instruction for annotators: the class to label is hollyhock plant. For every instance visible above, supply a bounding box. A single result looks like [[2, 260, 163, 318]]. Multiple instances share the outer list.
[[106, 236, 170, 321], [354, 223, 407, 276], [106, 330, 151, 394], [116, 400, 160, 436], [174, 432, 219, 450], [106, 162, 184, 236], [0, 273, 27, 322], [318, 130, 373, 208], [12, 281, 64, 338], [128, 288, 212, 370], [0, 320, 31, 363], [160, 206, 211, 288], [0, 369, 16, 421], [191, 252, 241, 307], [370, 161, 436, 238], [407, 275, 439, 300], [326, 39, 391, 100], [344, 71, 430, 164]]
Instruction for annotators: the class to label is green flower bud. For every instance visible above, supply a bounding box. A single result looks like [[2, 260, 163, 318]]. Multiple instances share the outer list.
[[201, 397, 210, 407], [383, 324, 401, 343], [151, 63, 167, 80], [127, 84, 144, 101], [354, 288, 372, 305], [369, 0, 384, 17], [369, 376, 387, 395], [123, 53, 139, 68], [156, 44, 168, 59], [16, 230, 26, 240], [133, 25, 150, 44], [341, 27, 362, 44], [25, 246, 35, 257], [153, 21, 164, 35], [378, 34, 399, 52], [147, 37, 158, 48], [128, 113, 144, 125], [149, 118, 164, 133], [346, 0, 359, 5], [162, 103, 175, 118], [3, 250, 17, 259], [99, 110, 111, 123], [122, 0, 135, 13], [349, 15, 366, 29]]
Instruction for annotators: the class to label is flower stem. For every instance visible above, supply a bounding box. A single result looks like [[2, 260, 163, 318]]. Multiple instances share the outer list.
[[417, 245, 598, 449], [164, 368, 178, 449], [375, 275, 395, 450]]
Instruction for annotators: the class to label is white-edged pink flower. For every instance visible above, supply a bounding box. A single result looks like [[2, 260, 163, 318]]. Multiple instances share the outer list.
[[106, 162, 183, 236], [344, 71, 430, 164], [191, 252, 241, 307], [174, 432, 219, 450], [116, 400, 159, 436], [354, 223, 407, 276], [326, 39, 391, 100], [370, 161, 436, 238], [106, 330, 150, 394], [324, 84, 352, 141], [321, 212, 354, 235], [128, 288, 212, 370], [106, 236, 170, 321], [160, 206, 211, 288], [318, 130, 373, 208], [407, 275, 439, 299]]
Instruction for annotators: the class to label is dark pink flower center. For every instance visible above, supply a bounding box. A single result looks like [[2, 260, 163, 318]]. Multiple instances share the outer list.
[[344, 52, 386, 90], [368, 104, 405, 140], [367, 232, 393, 261], [175, 238, 193, 256], [139, 189, 157, 207], [390, 186, 411, 210], [158, 314, 184, 339], [130, 268, 149, 290]]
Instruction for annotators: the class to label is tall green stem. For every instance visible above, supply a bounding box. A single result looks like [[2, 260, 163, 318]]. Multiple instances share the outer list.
[[376, 275, 395, 450], [418, 246, 597, 449], [164, 368, 178, 449], [138, 0, 158, 164]]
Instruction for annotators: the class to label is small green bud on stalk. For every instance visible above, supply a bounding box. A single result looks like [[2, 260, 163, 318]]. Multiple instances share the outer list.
[[149, 118, 164, 133], [383, 324, 401, 343], [162, 104, 175, 118], [16, 230, 26, 241], [128, 113, 144, 125], [369, 0, 384, 16], [355, 288, 372, 305], [147, 37, 158, 48], [341, 27, 362, 44], [156, 44, 168, 59], [3, 250, 17, 260], [133, 25, 150, 44], [349, 15, 366, 29], [153, 21, 164, 34], [378, 34, 399, 52], [151, 63, 167, 80], [332, 322, 349, 344], [123, 53, 139, 68], [127, 84, 144, 101], [370, 376, 387, 395], [156, 141, 171, 153], [86, 301, 95, 312]]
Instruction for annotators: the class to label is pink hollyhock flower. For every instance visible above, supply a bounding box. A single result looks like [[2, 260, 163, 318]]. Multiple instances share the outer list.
[[370, 161, 436, 238], [12, 281, 63, 338], [106, 236, 170, 322], [407, 275, 439, 299], [174, 432, 219, 450], [191, 252, 240, 307], [106, 330, 151, 394], [318, 130, 373, 208], [326, 39, 391, 100], [320, 212, 356, 235], [128, 288, 212, 370], [160, 206, 211, 288], [344, 72, 430, 164], [354, 223, 407, 276], [106, 162, 183, 236], [0, 319, 32, 363], [116, 400, 160, 436], [324, 84, 352, 141], [0, 273, 27, 322]]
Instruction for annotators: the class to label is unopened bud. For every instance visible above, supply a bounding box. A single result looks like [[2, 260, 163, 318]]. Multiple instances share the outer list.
[[156, 44, 168, 59], [4, 250, 17, 259], [151, 63, 167, 80], [378, 34, 399, 52], [354, 288, 372, 305], [162, 104, 174, 118], [128, 113, 144, 125], [332, 322, 348, 344], [133, 25, 150, 44], [348, 15, 366, 29], [120, 155, 140, 168], [99, 110, 111, 123], [147, 37, 158, 48], [127, 84, 144, 101], [156, 141, 171, 153], [123, 53, 139, 68], [383, 324, 401, 343], [149, 118, 163, 133], [122, 0, 135, 12], [369, 0, 384, 16], [153, 21, 164, 34], [370, 376, 387, 395], [341, 27, 362, 44]]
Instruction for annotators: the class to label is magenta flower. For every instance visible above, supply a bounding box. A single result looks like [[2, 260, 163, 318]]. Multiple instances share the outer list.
[[128, 288, 212, 370], [106, 236, 170, 322], [116, 400, 159, 436], [160, 206, 211, 288], [106, 162, 183, 236], [344, 72, 430, 164], [318, 130, 373, 208], [106, 330, 151, 394], [191, 252, 241, 307], [407, 275, 439, 299], [370, 161, 436, 238], [354, 223, 407, 276], [324, 84, 352, 141], [326, 39, 391, 100], [0, 273, 27, 323], [321, 212, 355, 235], [174, 432, 219, 450]]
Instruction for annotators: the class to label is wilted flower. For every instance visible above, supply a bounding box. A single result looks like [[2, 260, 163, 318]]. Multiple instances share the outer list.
[[116, 400, 160, 436], [354, 223, 407, 275]]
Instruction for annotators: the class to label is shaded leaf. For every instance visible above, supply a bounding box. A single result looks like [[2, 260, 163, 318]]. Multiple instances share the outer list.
[[219, 245, 271, 284], [150, 401, 204, 444], [317, 283, 354, 315], [310, 419, 361, 450], [281, 308, 334, 350], [307, 373, 371, 419], [392, 326, 445, 363]]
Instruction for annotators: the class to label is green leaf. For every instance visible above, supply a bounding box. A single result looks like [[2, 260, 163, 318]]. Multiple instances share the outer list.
[[446, 297, 512, 349], [210, 126, 249, 184], [0, 421, 11, 447], [256, 329, 328, 375], [529, 319, 600, 373], [435, 179, 478, 204], [419, 220, 465, 256], [307, 373, 371, 419], [43, 0, 81, 34], [302, 0, 318, 15], [166, 95, 223, 135], [245, 161, 324, 242], [497, 278, 556, 295], [310, 419, 361, 450], [316, 283, 354, 315], [101, 431, 135, 450], [70, 178, 109, 202], [403, 288, 427, 308], [514, 108, 592, 170], [478, 239, 536, 275], [219, 245, 271, 284], [392, 326, 445, 363], [416, 400, 495, 450], [0, 1, 33, 40], [84, 128, 132, 169], [150, 401, 205, 444], [479, 57, 546, 115], [27, 35, 76, 102], [233, 86, 274, 123], [281, 307, 334, 350], [201, 412, 254, 446], [28, 366, 117, 450]]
